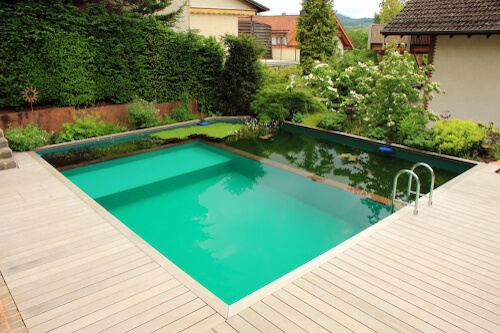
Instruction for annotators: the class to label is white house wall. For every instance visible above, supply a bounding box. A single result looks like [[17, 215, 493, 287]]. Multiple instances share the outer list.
[[190, 13, 239, 38], [191, 0, 255, 10], [429, 35, 500, 126]]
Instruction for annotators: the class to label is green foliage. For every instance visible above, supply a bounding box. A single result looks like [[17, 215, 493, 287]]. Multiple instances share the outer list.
[[251, 85, 328, 123], [221, 34, 265, 115], [54, 113, 127, 143], [317, 112, 347, 131], [152, 123, 243, 140], [432, 120, 485, 157], [127, 98, 160, 129], [262, 65, 303, 88], [374, 0, 405, 24], [5, 123, 53, 151], [397, 113, 435, 150], [170, 104, 196, 122], [0, 1, 224, 111], [302, 113, 327, 127], [296, 0, 339, 73]]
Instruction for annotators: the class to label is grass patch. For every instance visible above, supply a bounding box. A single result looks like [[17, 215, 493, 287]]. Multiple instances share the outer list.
[[301, 113, 327, 127], [151, 123, 243, 140]]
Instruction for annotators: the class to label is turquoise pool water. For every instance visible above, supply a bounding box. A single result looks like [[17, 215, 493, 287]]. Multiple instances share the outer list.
[[63, 141, 391, 304]]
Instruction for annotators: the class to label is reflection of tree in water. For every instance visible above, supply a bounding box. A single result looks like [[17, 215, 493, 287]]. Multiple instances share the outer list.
[[360, 197, 391, 224], [225, 129, 461, 222], [222, 159, 267, 195]]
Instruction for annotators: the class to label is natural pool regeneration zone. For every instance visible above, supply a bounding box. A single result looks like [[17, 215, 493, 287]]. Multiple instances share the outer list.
[[62, 142, 392, 305], [226, 124, 473, 199]]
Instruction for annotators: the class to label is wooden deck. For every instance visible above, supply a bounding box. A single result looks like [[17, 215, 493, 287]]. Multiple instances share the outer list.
[[1, 151, 499, 332]]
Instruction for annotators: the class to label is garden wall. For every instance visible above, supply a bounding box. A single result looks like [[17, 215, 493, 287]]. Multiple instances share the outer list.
[[0, 100, 198, 132]]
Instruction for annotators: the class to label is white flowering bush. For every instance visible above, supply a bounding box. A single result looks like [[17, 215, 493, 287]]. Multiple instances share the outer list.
[[5, 123, 53, 151]]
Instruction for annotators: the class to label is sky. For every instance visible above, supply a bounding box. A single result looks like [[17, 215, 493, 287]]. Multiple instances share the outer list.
[[257, 0, 381, 19]]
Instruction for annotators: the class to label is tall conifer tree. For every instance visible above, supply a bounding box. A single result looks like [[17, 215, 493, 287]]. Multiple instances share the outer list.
[[296, 0, 339, 73]]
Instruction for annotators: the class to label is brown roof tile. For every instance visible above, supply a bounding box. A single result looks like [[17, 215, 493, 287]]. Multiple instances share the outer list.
[[382, 0, 500, 35]]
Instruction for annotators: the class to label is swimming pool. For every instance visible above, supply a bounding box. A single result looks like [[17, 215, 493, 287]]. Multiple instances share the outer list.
[[62, 141, 392, 305]]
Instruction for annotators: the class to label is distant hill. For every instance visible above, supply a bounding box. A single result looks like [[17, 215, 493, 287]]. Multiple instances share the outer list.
[[336, 13, 373, 32]]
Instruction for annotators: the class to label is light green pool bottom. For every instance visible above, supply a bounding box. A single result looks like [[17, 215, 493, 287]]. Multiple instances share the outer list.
[[63, 142, 391, 305]]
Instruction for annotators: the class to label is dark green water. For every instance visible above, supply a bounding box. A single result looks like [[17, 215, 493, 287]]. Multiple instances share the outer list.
[[225, 124, 473, 199]]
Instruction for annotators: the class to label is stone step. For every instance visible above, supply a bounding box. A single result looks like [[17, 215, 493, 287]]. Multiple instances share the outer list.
[[0, 147, 13, 159], [0, 128, 4, 138], [0, 157, 17, 170], [0, 137, 8, 149]]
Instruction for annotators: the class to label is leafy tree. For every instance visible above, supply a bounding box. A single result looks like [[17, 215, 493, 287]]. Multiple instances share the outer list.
[[373, 0, 405, 24], [72, 0, 184, 25], [220, 34, 265, 115], [296, 0, 339, 73]]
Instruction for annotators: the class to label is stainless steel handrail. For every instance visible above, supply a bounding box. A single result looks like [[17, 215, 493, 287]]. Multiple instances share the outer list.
[[391, 169, 420, 215], [409, 162, 435, 206]]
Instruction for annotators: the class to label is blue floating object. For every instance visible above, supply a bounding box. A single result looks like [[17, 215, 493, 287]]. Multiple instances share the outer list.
[[198, 122, 210, 126], [379, 146, 394, 152]]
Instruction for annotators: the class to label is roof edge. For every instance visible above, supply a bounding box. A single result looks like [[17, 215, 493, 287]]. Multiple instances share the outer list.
[[381, 29, 500, 36], [243, 0, 270, 12]]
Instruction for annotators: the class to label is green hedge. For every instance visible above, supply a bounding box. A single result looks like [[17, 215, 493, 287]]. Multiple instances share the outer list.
[[0, 1, 224, 112]]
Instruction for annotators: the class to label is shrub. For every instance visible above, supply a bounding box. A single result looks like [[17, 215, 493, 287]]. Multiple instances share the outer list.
[[221, 34, 265, 115], [169, 92, 197, 122], [251, 85, 328, 123], [317, 112, 347, 131], [397, 113, 435, 150], [54, 113, 127, 143], [432, 119, 485, 157], [5, 124, 53, 151], [127, 98, 160, 129]]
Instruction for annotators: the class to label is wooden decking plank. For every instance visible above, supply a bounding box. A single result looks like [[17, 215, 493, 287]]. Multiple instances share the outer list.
[[250, 300, 307, 333], [9, 246, 142, 297], [273, 289, 352, 332], [380, 226, 500, 275], [400, 216, 500, 253], [76, 285, 189, 333], [23, 264, 164, 326], [50, 278, 182, 333], [0, 223, 111, 266], [339, 251, 497, 332], [238, 307, 283, 333], [211, 321, 239, 333], [347, 247, 500, 328], [17, 255, 153, 311], [303, 272, 418, 333], [331, 258, 471, 332], [99, 292, 198, 333], [294, 277, 398, 333], [26, 268, 171, 332], [2, 228, 123, 275], [5, 238, 133, 288], [180, 312, 225, 333], [155, 306, 217, 333], [226, 315, 260, 333], [316, 264, 447, 332], [388, 222, 500, 268], [362, 236, 500, 299], [283, 283, 374, 332], [126, 298, 205, 333], [355, 241, 500, 314], [395, 219, 500, 263], [374, 230, 500, 282], [262, 295, 330, 333]]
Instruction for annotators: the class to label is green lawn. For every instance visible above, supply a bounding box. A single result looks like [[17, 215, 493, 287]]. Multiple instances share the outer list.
[[151, 123, 243, 140]]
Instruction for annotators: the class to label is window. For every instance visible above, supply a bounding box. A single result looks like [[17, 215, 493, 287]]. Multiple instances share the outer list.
[[273, 36, 288, 45]]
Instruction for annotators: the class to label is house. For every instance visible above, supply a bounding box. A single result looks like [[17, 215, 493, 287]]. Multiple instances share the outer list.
[[381, 0, 500, 126], [159, 0, 269, 37], [240, 14, 354, 61]]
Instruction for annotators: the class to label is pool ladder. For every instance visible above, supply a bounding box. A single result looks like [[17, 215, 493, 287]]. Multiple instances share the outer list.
[[391, 162, 435, 215]]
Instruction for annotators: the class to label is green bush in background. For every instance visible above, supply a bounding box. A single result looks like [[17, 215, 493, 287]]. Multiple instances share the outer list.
[[127, 98, 160, 129], [317, 112, 347, 131], [432, 119, 485, 158], [251, 85, 328, 123], [54, 114, 127, 143], [5, 124, 53, 151], [0, 0, 224, 112]]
